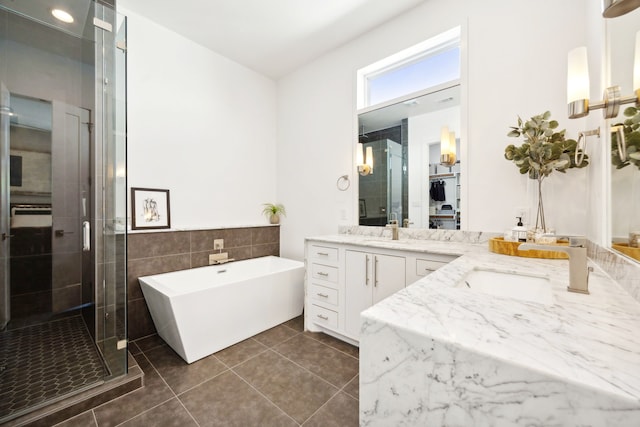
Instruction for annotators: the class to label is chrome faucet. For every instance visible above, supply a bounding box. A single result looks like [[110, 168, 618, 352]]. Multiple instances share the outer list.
[[519, 236, 591, 294], [386, 215, 399, 240]]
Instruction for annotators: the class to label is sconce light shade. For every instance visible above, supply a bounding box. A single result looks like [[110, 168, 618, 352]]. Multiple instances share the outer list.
[[449, 131, 456, 157], [440, 126, 456, 166], [357, 143, 373, 175], [567, 47, 590, 118], [602, 0, 640, 18], [440, 126, 450, 154]]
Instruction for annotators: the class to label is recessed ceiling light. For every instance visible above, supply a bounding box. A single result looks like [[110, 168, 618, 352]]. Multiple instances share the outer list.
[[51, 8, 74, 23]]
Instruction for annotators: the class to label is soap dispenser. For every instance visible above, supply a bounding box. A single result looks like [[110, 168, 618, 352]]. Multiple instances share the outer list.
[[512, 217, 527, 242]]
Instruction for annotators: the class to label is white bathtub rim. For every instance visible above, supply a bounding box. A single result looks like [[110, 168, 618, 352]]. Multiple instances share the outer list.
[[139, 255, 303, 297]]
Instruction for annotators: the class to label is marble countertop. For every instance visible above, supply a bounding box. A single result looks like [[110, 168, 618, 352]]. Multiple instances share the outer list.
[[309, 234, 640, 405]]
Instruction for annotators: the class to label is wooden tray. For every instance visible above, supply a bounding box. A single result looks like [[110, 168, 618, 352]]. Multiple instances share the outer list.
[[612, 243, 640, 262], [488, 237, 569, 259]]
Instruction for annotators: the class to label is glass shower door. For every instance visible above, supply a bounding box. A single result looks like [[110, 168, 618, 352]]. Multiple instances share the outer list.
[[0, 82, 9, 330], [0, 1, 127, 422]]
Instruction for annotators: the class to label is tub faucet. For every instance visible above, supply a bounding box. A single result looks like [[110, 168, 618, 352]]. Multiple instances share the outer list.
[[519, 236, 591, 294], [386, 218, 399, 240]]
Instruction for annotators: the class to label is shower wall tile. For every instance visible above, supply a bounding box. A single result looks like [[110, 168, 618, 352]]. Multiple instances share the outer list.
[[222, 228, 253, 248], [128, 231, 190, 260], [252, 226, 279, 245], [128, 298, 156, 340], [11, 291, 51, 318], [127, 255, 191, 300], [252, 243, 280, 258], [52, 253, 82, 289], [127, 226, 280, 340], [52, 284, 81, 313]]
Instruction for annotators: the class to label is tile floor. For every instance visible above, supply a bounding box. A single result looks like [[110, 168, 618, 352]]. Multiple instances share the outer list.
[[0, 316, 106, 423], [53, 316, 360, 426]]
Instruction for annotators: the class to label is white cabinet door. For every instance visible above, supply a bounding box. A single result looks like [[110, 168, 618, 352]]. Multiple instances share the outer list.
[[345, 250, 406, 338], [372, 253, 406, 305], [345, 250, 372, 338]]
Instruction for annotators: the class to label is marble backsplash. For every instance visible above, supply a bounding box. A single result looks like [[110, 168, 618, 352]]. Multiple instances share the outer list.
[[338, 225, 500, 243], [588, 241, 640, 304]]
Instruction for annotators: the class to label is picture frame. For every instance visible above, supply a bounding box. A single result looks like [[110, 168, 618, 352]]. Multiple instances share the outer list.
[[131, 187, 171, 230], [359, 199, 367, 218]]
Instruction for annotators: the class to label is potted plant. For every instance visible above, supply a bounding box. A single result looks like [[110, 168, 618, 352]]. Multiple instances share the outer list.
[[262, 203, 286, 224], [504, 111, 588, 232]]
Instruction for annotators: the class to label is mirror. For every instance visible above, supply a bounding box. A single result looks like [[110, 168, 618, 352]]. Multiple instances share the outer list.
[[608, 7, 640, 262], [358, 83, 461, 228]]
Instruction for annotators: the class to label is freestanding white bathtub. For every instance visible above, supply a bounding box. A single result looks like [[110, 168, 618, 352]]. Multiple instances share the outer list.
[[138, 256, 304, 363]]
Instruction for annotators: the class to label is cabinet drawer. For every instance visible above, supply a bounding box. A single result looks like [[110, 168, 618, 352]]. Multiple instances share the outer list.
[[311, 304, 338, 329], [311, 263, 338, 283], [416, 259, 449, 276], [309, 284, 339, 306], [309, 245, 339, 263]]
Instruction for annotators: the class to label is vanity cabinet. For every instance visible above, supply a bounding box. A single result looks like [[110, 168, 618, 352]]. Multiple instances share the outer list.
[[306, 244, 342, 331], [344, 250, 405, 337], [305, 238, 458, 344]]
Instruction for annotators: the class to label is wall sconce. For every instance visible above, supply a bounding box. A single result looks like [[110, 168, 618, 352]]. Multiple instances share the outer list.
[[357, 143, 373, 175], [440, 126, 456, 166], [567, 33, 640, 119]]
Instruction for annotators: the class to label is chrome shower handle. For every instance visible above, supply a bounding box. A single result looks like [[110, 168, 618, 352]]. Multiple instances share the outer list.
[[82, 221, 90, 251]]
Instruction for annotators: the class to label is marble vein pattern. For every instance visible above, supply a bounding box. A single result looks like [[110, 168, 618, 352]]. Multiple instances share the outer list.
[[338, 225, 500, 243], [318, 233, 640, 426]]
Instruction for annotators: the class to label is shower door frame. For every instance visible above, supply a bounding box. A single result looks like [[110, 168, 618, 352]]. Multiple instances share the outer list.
[[0, 82, 10, 330]]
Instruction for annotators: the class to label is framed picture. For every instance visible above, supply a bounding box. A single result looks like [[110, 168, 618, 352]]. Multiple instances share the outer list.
[[359, 199, 367, 218], [131, 187, 171, 230]]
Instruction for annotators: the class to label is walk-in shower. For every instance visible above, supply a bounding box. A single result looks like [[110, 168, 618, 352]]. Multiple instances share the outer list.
[[0, 0, 127, 422]]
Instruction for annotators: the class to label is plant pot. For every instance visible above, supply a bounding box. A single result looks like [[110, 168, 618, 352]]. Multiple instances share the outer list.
[[269, 214, 280, 224]]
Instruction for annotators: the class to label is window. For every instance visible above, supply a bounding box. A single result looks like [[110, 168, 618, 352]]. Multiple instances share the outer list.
[[357, 27, 461, 109]]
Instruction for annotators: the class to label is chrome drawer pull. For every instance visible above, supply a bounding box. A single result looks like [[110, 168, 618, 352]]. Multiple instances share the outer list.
[[317, 272, 329, 277], [317, 314, 329, 320], [317, 293, 329, 298], [374, 256, 379, 287], [317, 252, 329, 256]]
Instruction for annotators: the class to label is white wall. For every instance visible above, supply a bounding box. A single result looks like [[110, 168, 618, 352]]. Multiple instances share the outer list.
[[120, 6, 278, 229], [277, 0, 594, 260]]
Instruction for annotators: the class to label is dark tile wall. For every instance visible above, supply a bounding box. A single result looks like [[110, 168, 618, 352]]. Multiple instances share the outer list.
[[127, 226, 280, 340]]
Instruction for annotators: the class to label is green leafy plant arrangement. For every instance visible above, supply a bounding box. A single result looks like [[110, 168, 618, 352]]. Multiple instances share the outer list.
[[612, 106, 640, 171], [504, 111, 588, 231], [262, 203, 286, 224]]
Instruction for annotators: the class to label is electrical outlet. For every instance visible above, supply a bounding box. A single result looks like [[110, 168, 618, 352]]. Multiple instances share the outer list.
[[214, 239, 224, 250]]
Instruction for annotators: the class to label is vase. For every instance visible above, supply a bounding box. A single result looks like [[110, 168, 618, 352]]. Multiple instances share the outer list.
[[269, 214, 280, 224], [534, 177, 546, 233]]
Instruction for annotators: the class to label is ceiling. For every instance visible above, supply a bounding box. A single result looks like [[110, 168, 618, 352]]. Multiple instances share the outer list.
[[0, 0, 93, 38], [118, 0, 426, 79]]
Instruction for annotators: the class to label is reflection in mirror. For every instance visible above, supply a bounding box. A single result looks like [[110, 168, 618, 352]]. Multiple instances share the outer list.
[[358, 83, 460, 228], [608, 7, 640, 262]]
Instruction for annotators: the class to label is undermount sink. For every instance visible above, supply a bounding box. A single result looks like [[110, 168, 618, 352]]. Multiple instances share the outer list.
[[456, 268, 553, 305]]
